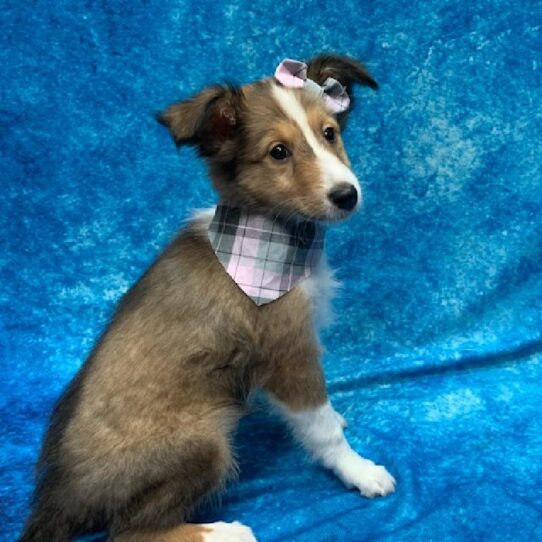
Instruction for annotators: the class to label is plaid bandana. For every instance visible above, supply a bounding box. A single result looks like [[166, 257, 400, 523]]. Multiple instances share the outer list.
[[208, 204, 326, 305]]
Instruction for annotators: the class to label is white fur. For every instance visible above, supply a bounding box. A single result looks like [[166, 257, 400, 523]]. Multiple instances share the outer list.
[[190, 206, 216, 227], [270, 84, 362, 207], [272, 400, 396, 498], [201, 521, 257, 542], [298, 253, 339, 330]]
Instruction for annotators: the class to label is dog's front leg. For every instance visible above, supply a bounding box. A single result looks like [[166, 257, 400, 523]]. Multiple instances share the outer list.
[[274, 398, 396, 498], [263, 357, 396, 498]]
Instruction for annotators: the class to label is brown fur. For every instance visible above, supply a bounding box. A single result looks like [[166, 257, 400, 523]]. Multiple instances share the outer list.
[[115, 523, 211, 542], [159, 63, 363, 221], [19, 54, 377, 541], [306, 53, 378, 127]]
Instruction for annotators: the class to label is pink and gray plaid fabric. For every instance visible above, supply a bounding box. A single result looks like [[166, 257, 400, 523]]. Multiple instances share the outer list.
[[208, 205, 325, 305], [274, 58, 351, 114]]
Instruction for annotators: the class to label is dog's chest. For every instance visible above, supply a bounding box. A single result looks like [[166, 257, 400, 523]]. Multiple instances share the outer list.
[[253, 256, 338, 355], [192, 209, 338, 351], [193, 209, 338, 328]]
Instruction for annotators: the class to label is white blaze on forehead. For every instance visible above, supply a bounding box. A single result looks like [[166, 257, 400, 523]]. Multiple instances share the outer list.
[[271, 84, 326, 158], [270, 83, 360, 197]]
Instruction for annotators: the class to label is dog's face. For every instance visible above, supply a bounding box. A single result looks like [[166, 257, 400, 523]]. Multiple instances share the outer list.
[[159, 54, 377, 222]]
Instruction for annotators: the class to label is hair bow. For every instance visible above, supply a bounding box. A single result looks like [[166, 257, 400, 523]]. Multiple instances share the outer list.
[[274, 59, 350, 114]]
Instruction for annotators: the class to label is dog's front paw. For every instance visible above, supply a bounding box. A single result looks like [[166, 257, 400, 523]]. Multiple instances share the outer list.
[[354, 461, 396, 498], [335, 452, 396, 498]]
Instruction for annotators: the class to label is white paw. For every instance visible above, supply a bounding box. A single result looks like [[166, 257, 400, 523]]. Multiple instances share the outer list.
[[202, 521, 258, 542], [335, 452, 396, 498]]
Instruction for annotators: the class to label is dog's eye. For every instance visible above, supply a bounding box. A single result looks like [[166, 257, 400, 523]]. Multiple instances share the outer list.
[[323, 126, 336, 142], [269, 144, 291, 161]]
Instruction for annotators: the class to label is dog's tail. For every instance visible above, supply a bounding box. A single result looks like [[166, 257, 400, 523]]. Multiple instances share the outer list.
[[18, 473, 76, 542], [18, 508, 73, 542], [19, 365, 91, 542]]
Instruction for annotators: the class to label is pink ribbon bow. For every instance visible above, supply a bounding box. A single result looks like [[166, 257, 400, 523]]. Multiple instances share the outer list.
[[274, 58, 350, 114]]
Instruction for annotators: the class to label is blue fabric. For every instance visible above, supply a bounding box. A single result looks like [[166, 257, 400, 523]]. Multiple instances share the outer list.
[[2, 1, 541, 541]]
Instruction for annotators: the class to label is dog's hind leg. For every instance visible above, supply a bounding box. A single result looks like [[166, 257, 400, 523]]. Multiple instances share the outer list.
[[105, 422, 257, 542], [114, 521, 257, 542]]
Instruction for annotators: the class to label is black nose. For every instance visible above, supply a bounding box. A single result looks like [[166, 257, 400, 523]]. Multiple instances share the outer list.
[[328, 184, 358, 211]]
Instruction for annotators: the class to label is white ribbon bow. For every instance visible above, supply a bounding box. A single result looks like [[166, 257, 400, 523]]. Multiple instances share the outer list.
[[274, 58, 350, 114]]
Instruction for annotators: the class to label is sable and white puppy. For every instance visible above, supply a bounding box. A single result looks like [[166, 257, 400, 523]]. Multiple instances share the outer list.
[[20, 54, 395, 542]]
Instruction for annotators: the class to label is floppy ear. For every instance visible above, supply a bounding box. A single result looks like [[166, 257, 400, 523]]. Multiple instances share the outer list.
[[157, 85, 242, 156], [306, 54, 378, 123]]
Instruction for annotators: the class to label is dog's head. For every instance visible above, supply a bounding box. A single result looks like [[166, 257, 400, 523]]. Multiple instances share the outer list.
[[159, 54, 377, 221]]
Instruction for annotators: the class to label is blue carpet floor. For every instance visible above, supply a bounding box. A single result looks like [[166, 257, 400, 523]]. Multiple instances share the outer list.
[[2, 1, 542, 540]]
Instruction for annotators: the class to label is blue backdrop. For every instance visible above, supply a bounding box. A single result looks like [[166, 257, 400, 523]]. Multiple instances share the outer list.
[[2, 1, 542, 540]]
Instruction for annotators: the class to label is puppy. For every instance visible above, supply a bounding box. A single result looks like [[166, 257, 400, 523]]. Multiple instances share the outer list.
[[19, 54, 395, 542]]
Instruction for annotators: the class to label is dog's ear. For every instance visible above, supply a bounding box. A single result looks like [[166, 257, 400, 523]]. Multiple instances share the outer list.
[[306, 54, 377, 123], [157, 85, 242, 155]]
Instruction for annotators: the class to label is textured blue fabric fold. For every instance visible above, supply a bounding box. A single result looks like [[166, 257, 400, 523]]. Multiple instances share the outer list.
[[1, 0, 541, 540]]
